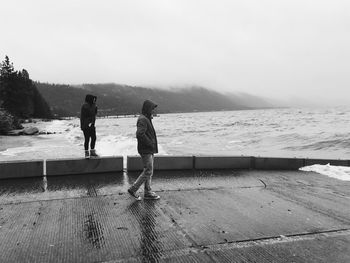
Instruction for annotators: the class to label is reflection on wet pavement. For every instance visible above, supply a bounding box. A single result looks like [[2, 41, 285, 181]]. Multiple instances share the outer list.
[[83, 213, 105, 249], [128, 201, 162, 262], [0, 172, 125, 204]]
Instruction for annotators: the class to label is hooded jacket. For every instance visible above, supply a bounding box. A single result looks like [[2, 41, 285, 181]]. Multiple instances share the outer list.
[[136, 100, 158, 154], [80, 94, 97, 130]]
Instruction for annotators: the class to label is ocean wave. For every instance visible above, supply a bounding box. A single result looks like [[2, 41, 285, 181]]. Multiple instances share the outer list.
[[300, 164, 350, 181], [284, 138, 350, 151], [95, 134, 167, 157]]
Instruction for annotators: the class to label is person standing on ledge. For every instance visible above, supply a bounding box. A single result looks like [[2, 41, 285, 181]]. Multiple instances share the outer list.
[[80, 94, 99, 159], [128, 100, 160, 200]]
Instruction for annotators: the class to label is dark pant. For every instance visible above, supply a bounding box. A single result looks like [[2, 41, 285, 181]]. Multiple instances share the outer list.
[[83, 126, 96, 150]]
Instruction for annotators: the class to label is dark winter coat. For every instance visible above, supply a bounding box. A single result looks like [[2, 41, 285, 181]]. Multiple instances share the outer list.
[[80, 94, 97, 130], [136, 100, 158, 154]]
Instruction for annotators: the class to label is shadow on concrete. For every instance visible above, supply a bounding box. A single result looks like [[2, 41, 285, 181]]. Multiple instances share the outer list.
[[46, 172, 124, 196], [0, 176, 44, 196]]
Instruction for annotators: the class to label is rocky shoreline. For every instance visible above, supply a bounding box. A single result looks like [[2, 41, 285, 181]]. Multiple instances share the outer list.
[[7, 126, 57, 136], [1, 109, 57, 136]]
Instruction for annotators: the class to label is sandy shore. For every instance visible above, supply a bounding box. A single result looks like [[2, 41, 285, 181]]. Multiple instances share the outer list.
[[0, 120, 82, 161]]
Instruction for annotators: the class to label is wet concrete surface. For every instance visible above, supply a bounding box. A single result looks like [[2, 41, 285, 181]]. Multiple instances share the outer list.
[[0, 169, 349, 262]]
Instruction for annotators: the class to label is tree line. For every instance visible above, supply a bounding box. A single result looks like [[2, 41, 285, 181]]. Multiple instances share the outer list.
[[0, 56, 52, 119], [0, 56, 52, 134]]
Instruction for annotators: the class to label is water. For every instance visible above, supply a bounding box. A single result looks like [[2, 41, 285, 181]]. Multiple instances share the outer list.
[[156, 107, 350, 159], [2, 107, 350, 180], [1, 107, 350, 161]]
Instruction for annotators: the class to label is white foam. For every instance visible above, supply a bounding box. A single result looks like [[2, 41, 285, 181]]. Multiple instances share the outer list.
[[95, 135, 137, 157], [95, 134, 167, 157], [300, 164, 350, 181], [42, 119, 82, 144], [45, 120, 71, 133], [94, 134, 167, 167], [64, 125, 82, 144]]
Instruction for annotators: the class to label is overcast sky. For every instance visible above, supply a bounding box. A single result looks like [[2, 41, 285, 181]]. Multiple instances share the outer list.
[[2, 0, 350, 105]]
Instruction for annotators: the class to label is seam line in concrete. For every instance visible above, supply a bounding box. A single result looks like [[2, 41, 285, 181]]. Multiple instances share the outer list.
[[206, 228, 350, 250], [158, 205, 219, 262], [158, 186, 264, 192], [267, 187, 350, 224], [259, 178, 267, 188], [0, 194, 108, 206], [99, 228, 350, 263], [0, 186, 265, 206], [159, 206, 199, 247], [231, 228, 350, 244], [0, 188, 224, 205]]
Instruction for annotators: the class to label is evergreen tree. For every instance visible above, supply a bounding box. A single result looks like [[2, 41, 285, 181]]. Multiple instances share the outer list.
[[21, 69, 29, 79], [0, 56, 14, 77], [0, 56, 16, 109]]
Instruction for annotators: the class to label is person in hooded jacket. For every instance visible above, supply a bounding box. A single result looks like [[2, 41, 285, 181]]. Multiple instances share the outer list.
[[80, 94, 99, 159], [128, 100, 160, 200]]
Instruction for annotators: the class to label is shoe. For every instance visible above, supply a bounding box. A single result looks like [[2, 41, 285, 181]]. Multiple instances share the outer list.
[[128, 189, 141, 201], [85, 150, 90, 159], [144, 192, 160, 200], [90, 149, 99, 158]]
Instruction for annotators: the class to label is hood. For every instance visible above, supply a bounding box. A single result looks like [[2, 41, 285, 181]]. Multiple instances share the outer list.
[[141, 100, 157, 118], [85, 94, 96, 105]]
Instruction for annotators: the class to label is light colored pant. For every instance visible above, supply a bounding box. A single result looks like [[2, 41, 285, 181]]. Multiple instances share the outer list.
[[130, 154, 154, 194]]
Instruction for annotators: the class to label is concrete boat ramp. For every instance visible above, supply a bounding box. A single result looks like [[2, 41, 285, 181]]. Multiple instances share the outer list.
[[0, 169, 349, 262]]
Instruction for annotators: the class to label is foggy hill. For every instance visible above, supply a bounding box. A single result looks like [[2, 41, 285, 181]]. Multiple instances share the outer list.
[[36, 82, 275, 117], [225, 92, 275, 109]]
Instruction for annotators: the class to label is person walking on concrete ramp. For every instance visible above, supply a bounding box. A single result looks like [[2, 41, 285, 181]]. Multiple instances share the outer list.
[[128, 100, 160, 200], [80, 94, 99, 159]]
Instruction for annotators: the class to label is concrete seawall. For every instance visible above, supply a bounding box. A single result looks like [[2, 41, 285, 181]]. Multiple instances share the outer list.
[[128, 155, 350, 171], [253, 157, 305, 170], [127, 155, 194, 171], [0, 160, 43, 179], [194, 156, 252, 170], [0, 155, 349, 179]]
